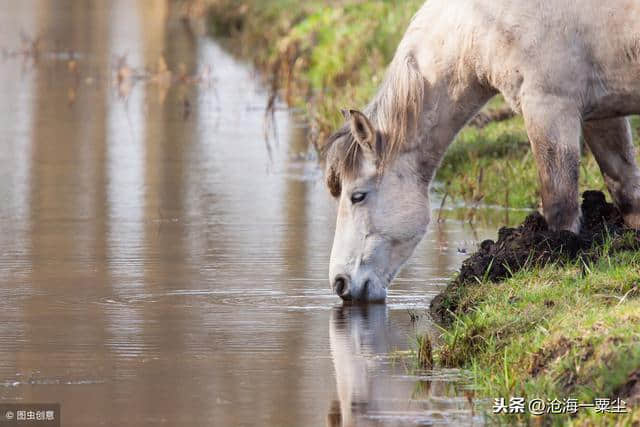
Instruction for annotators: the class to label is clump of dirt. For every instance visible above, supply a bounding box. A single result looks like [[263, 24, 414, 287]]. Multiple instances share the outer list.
[[614, 368, 640, 407], [430, 191, 640, 323], [529, 337, 573, 377], [528, 336, 596, 392]]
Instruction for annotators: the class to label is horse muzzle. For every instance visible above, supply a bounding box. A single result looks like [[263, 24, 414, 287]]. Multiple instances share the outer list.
[[331, 272, 387, 303]]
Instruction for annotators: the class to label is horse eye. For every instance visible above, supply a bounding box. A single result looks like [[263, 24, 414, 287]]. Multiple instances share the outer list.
[[350, 192, 367, 204]]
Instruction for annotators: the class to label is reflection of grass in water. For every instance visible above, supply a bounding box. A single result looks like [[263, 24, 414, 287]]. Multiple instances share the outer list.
[[389, 332, 434, 373], [387, 322, 479, 410], [411, 380, 431, 401], [4, 30, 216, 118], [416, 334, 434, 370]]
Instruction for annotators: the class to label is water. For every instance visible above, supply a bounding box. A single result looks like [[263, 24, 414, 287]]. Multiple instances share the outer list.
[[0, 1, 510, 425]]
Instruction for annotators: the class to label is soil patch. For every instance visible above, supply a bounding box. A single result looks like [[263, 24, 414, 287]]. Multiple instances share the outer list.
[[614, 368, 640, 407], [529, 337, 573, 377], [430, 191, 640, 323]]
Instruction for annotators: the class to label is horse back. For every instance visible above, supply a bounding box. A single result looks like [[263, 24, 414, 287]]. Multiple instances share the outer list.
[[434, 0, 640, 116]]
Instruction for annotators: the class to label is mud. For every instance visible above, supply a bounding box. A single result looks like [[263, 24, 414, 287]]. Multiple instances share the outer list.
[[614, 368, 640, 407], [430, 191, 640, 323], [528, 336, 596, 392]]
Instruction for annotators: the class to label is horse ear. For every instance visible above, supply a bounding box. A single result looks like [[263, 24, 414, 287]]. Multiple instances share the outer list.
[[346, 109, 376, 152]]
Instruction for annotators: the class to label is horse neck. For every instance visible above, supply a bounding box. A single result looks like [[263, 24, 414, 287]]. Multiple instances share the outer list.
[[367, 10, 495, 181], [414, 72, 495, 182]]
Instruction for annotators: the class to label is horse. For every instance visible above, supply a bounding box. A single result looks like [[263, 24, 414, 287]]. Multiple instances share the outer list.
[[324, 0, 640, 302]]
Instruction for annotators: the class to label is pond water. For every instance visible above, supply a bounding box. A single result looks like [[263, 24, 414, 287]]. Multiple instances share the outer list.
[[0, 1, 514, 426]]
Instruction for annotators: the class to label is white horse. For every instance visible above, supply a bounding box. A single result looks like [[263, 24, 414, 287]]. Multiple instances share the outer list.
[[324, 0, 640, 302]]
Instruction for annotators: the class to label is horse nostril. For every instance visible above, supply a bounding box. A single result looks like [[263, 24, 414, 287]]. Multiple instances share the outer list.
[[333, 274, 350, 297]]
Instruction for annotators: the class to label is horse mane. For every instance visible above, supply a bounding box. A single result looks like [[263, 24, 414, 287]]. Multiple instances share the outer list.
[[323, 50, 425, 195], [367, 52, 425, 165]]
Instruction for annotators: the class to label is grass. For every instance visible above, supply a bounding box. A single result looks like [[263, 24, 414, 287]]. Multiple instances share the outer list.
[[209, 0, 423, 137], [208, 0, 640, 208], [416, 333, 434, 370], [435, 243, 640, 425], [437, 114, 640, 208]]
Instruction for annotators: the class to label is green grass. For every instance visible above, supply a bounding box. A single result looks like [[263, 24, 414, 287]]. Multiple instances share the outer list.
[[208, 0, 423, 133], [436, 114, 640, 208], [435, 245, 640, 425]]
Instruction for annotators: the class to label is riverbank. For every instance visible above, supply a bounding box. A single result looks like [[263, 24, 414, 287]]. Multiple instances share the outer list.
[[207, 0, 640, 210], [429, 191, 640, 425], [436, 250, 640, 425]]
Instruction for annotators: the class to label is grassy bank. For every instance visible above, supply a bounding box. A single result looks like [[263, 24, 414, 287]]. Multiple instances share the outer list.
[[427, 195, 640, 425], [208, 0, 640, 209], [209, 0, 422, 140], [433, 246, 640, 425]]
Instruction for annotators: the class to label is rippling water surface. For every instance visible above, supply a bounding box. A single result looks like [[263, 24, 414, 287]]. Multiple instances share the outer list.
[[0, 1, 511, 425]]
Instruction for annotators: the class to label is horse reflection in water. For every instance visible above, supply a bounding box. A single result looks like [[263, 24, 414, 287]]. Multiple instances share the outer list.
[[326, 306, 476, 426], [328, 305, 393, 426]]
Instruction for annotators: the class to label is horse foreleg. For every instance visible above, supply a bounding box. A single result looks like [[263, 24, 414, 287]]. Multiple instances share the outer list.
[[583, 117, 640, 229], [522, 95, 582, 233]]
